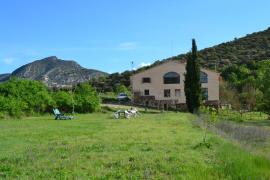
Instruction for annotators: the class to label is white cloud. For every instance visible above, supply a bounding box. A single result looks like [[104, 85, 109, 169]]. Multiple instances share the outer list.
[[138, 62, 151, 68], [117, 42, 139, 51], [3, 58, 15, 65]]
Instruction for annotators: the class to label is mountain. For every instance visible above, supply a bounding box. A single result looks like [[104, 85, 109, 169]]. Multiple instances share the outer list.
[[1, 56, 108, 87], [0, 73, 11, 82], [137, 27, 270, 73]]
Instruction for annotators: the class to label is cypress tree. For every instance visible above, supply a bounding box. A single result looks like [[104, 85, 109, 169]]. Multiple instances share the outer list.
[[184, 39, 201, 113]]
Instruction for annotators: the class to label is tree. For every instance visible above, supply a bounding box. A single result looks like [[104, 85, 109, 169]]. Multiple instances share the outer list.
[[257, 60, 270, 115], [53, 91, 73, 113], [240, 83, 257, 111], [184, 39, 201, 113], [0, 78, 54, 116], [115, 84, 130, 96], [74, 83, 100, 113], [200, 106, 218, 148], [219, 80, 241, 110]]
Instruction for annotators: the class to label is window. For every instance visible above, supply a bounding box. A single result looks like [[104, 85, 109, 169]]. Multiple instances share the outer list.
[[175, 89, 181, 97], [200, 72, 208, 83], [142, 77, 151, 83], [163, 72, 180, 84], [202, 88, 208, 100], [144, 89, 150, 96], [164, 89, 171, 97]]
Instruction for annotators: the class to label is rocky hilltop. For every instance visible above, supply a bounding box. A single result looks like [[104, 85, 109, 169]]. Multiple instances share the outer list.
[[1, 56, 108, 87]]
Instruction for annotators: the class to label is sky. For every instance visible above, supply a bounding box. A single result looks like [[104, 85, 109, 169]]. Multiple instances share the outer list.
[[0, 0, 270, 74]]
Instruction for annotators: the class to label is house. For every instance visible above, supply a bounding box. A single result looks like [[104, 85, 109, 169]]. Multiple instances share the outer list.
[[130, 60, 219, 110]]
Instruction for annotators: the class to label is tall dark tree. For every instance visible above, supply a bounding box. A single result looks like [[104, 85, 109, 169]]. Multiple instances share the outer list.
[[184, 39, 201, 113]]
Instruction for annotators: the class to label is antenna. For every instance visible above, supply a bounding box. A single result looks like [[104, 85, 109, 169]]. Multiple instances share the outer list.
[[171, 40, 174, 60], [131, 61, 134, 71]]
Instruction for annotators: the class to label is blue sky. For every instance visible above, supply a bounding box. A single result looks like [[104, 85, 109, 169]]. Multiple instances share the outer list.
[[0, 0, 269, 74]]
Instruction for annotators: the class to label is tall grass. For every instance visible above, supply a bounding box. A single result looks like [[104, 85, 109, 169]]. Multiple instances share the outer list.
[[216, 143, 270, 179], [218, 109, 268, 122]]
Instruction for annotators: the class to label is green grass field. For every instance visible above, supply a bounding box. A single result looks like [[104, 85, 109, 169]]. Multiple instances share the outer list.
[[0, 111, 270, 179]]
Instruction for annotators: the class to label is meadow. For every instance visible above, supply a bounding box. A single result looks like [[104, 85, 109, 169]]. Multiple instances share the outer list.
[[0, 109, 270, 179]]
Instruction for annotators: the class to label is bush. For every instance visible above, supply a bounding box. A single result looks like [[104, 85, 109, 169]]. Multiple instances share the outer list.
[[53, 91, 74, 113], [115, 84, 130, 96], [0, 96, 27, 118], [0, 78, 53, 117], [74, 83, 100, 113], [0, 79, 101, 118]]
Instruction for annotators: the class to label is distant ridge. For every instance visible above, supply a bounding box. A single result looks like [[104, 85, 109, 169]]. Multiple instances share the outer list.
[[0, 56, 108, 87], [0, 73, 11, 82]]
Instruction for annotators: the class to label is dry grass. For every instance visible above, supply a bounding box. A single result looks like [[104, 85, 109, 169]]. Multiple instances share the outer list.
[[195, 113, 270, 160]]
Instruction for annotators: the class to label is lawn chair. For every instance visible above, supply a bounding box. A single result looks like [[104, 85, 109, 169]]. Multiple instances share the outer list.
[[128, 107, 140, 118], [114, 110, 131, 119], [53, 108, 73, 120]]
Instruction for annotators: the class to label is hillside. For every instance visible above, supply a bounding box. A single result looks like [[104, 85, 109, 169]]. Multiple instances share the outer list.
[[138, 27, 270, 72], [1, 56, 108, 87], [89, 27, 270, 93]]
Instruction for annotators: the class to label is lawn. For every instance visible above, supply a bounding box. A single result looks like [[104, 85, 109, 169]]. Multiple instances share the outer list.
[[0, 111, 270, 179]]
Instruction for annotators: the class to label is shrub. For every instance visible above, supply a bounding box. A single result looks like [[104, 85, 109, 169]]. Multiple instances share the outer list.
[[53, 91, 74, 113], [0, 78, 53, 117], [0, 96, 27, 118], [115, 84, 130, 96], [0, 79, 101, 118], [74, 83, 100, 113]]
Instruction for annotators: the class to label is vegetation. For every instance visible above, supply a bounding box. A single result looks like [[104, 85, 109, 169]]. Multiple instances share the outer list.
[[99, 92, 119, 104], [220, 60, 270, 114], [90, 71, 132, 93], [115, 84, 130, 96], [0, 111, 269, 179], [133, 28, 270, 74], [0, 79, 100, 118], [74, 83, 101, 113], [185, 39, 201, 113], [199, 106, 218, 147], [53, 91, 74, 113], [0, 78, 54, 117], [168, 27, 270, 70], [218, 109, 268, 122]]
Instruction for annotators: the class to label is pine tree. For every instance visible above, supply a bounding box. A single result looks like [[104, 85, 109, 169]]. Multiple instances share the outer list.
[[184, 39, 201, 113]]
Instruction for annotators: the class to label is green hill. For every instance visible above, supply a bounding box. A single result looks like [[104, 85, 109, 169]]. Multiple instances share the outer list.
[[138, 27, 270, 73]]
